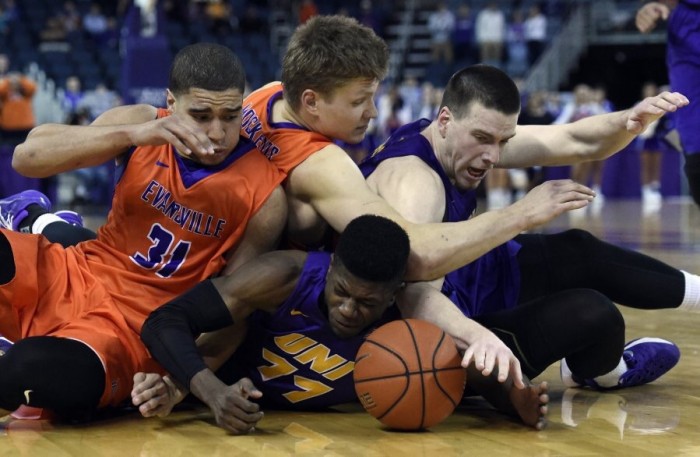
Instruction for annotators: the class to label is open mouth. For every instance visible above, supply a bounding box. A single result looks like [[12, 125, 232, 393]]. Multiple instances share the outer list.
[[467, 167, 487, 179]]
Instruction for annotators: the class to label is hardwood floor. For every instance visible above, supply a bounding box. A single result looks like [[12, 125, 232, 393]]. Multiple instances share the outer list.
[[2, 199, 700, 456]]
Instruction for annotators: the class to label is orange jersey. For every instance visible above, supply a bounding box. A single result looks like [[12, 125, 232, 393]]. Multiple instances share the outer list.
[[78, 115, 283, 334], [241, 82, 333, 175], [0, 115, 283, 406]]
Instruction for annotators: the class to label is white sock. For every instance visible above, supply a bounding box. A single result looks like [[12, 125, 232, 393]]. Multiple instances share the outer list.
[[679, 271, 700, 311], [31, 214, 65, 235], [592, 357, 628, 389], [560, 358, 579, 387]]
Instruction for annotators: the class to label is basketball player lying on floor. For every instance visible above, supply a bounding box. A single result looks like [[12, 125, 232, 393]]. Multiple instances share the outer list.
[[0, 43, 288, 421], [4, 17, 690, 391], [360, 65, 686, 391], [132, 215, 549, 434]]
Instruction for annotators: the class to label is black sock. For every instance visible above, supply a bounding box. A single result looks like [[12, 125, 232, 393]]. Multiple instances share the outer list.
[[42, 223, 97, 248], [17, 204, 50, 233]]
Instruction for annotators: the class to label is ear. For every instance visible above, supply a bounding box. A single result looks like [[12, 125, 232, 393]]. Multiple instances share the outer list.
[[300, 89, 320, 115], [165, 89, 176, 113], [437, 106, 451, 139]]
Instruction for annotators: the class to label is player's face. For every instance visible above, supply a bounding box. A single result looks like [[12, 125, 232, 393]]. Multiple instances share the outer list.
[[441, 103, 518, 191], [324, 262, 398, 339], [313, 78, 379, 144], [171, 87, 244, 166]]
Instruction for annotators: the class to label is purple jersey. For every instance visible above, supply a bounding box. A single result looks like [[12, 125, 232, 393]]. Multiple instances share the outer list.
[[359, 119, 521, 317], [668, 1, 700, 153], [216, 252, 400, 409]]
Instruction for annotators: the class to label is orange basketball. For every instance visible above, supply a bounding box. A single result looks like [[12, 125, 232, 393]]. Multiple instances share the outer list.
[[353, 319, 466, 430]]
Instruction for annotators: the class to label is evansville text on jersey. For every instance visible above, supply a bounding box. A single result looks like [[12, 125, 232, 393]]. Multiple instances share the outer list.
[[140, 180, 226, 238]]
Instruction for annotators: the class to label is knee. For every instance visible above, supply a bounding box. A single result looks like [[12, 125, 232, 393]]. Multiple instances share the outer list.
[[568, 288, 624, 337], [559, 229, 598, 249]]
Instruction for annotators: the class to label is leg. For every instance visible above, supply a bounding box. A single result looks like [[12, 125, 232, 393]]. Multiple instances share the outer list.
[[0, 190, 96, 247], [474, 288, 625, 380], [515, 230, 686, 309], [0, 336, 104, 420]]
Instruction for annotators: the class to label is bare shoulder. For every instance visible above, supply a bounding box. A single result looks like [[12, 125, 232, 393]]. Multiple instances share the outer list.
[[287, 143, 364, 191], [369, 155, 442, 190]]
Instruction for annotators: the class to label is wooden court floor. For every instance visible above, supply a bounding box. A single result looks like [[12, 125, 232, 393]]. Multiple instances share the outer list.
[[2, 199, 700, 456]]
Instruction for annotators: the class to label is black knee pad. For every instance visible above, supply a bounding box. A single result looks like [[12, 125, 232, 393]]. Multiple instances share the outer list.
[[0, 336, 105, 420]]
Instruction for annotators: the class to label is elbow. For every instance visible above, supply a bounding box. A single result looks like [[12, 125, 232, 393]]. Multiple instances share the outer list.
[[403, 249, 442, 282], [12, 131, 48, 178]]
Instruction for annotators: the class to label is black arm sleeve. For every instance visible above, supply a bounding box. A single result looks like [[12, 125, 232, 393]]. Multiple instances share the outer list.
[[141, 280, 234, 388]]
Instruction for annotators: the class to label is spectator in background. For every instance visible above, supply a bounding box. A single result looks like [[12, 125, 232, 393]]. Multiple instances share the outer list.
[[59, 0, 82, 41], [453, 3, 476, 66], [61, 76, 85, 118], [427, 2, 456, 65], [506, 8, 529, 77], [418, 82, 440, 120], [357, 0, 384, 37], [377, 84, 410, 140], [519, 90, 556, 125], [398, 76, 423, 120], [524, 4, 547, 66], [124, 0, 163, 38], [564, 85, 612, 204], [78, 83, 121, 121], [83, 3, 110, 46], [204, 0, 236, 37], [0, 61, 36, 147], [475, 1, 506, 67], [298, 0, 319, 24]]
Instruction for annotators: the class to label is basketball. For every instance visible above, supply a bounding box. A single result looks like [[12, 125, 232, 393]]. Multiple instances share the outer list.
[[353, 319, 466, 430]]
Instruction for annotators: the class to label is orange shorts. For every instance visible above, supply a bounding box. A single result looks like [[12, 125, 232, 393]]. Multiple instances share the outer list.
[[0, 231, 163, 408]]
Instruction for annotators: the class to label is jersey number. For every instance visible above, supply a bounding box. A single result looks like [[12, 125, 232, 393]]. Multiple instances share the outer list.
[[131, 224, 191, 278]]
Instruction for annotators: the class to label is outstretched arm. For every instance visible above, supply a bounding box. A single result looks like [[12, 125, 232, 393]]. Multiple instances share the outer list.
[[12, 104, 217, 177], [398, 282, 525, 389], [289, 146, 594, 281], [500, 91, 689, 169]]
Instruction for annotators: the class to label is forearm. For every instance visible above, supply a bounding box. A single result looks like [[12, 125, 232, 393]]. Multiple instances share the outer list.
[[13, 123, 135, 177], [404, 206, 528, 280], [140, 281, 235, 388], [562, 110, 635, 162], [197, 324, 248, 373], [398, 282, 488, 351]]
